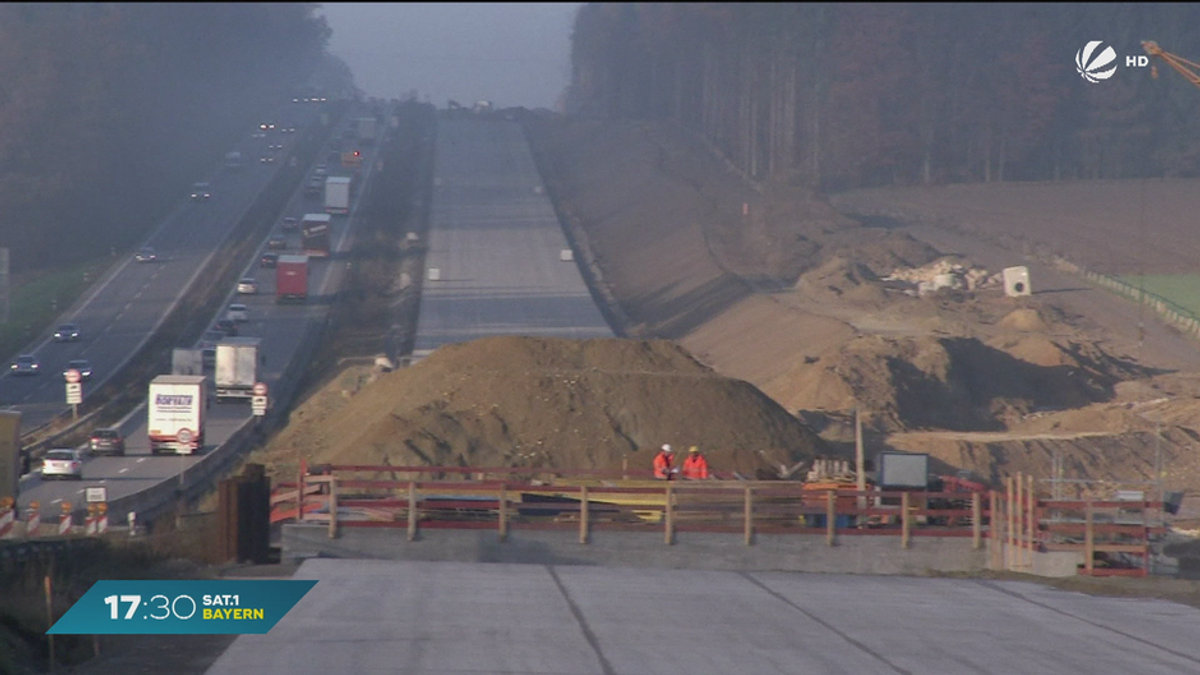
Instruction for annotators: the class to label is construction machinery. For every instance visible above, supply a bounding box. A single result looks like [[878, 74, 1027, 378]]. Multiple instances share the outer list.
[[1143, 41, 1200, 90]]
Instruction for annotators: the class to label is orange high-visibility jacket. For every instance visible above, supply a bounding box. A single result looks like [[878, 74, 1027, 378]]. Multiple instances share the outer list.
[[653, 451, 674, 479], [682, 453, 709, 480]]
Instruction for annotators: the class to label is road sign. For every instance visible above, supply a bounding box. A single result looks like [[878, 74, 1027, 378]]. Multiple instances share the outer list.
[[251, 395, 268, 416], [64, 369, 81, 384], [65, 382, 82, 405], [85, 486, 107, 503], [252, 382, 269, 396], [178, 428, 193, 445]]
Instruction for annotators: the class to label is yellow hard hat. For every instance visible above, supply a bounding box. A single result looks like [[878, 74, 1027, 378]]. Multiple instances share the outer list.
[[688, 446, 699, 453]]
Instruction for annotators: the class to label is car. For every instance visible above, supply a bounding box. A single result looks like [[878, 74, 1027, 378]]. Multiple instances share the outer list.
[[41, 448, 84, 480], [53, 323, 81, 342], [267, 235, 287, 250], [237, 277, 258, 294], [227, 303, 248, 323], [135, 246, 157, 263], [260, 155, 276, 164], [305, 178, 324, 197], [268, 143, 284, 151], [214, 318, 239, 336], [250, 131, 266, 139], [89, 428, 125, 456], [190, 182, 212, 200], [11, 354, 40, 375], [259, 252, 279, 268], [64, 359, 93, 381], [259, 122, 276, 131], [281, 126, 297, 134], [280, 216, 299, 232]]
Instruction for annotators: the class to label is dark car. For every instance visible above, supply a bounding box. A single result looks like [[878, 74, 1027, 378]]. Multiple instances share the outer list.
[[267, 235, 287, 250], [190, 182, 212, 200], [135, 246, 157, 263], [259, 252, 279, 268], [214, 318, 239, 337], [53, 323, 81, 342], [280, 216, 299, 232], [64, 358, 93, 381], [10, 354, 40, 376], [89, 427, 126, 456]]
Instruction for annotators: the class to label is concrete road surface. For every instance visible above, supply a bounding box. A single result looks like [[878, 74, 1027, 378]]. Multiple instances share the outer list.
[[415, 117, 613, 358], [207, 559, 1200, 675]]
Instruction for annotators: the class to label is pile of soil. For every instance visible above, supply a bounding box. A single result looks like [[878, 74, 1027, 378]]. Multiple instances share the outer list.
[[254, 336, 827, 479]]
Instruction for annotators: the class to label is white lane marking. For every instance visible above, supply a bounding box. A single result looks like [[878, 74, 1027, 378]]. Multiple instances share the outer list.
[[137, 458, 146, 463], [119, 468, 129, 473], [77, 489, 85, 493], [51, 498, 62, 504]]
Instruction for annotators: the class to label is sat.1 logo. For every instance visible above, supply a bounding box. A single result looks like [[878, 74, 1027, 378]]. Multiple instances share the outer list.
[[1076, 41, 1118, 83], [1075, 41, 1151, 83]]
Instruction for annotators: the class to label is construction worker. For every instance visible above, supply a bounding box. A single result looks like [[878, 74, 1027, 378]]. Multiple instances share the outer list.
[[653, 444, 678, 480], [682, 445, 710, 480]]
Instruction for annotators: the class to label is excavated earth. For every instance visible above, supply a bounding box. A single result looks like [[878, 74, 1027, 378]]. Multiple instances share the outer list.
[[261, 115, 1200, 531]]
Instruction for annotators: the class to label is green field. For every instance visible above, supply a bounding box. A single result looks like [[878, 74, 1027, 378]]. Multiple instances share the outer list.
[[0, 259, 110, 363], [1116, 274, 1200, 317]]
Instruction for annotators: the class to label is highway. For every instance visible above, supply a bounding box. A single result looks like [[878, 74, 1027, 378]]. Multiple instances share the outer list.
[[0, 103, 321, 431], [414, 116, 612, 358], [210, 559, 1200, 675], [14, 108, 388, 517]]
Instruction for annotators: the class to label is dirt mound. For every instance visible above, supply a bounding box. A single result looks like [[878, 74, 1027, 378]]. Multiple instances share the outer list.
[[766, 333, 1143, 432], [793, 256, 883, 305], [998, 308, 1047, 332], [258, 336, 827, 478]]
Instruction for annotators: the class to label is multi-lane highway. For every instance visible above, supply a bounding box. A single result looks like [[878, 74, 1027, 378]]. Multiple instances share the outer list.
[[414, 116, 612, 357], [0, 103, 321, 430], [14, 106, 388, 517]]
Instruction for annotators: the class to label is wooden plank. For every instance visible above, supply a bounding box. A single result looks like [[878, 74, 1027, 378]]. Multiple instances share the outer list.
[[498, 486, 508, 542], [664, 485, 674, 545], [407, 482, 418, 542], [327, 476, 338, 539], [744, 487, 754, 547], [901, 492, 911, 549], [826, 491, 836, 546], [1085, 502, 1094, 574], [580, 485, 589, 545], [972, 492, 981, 550]]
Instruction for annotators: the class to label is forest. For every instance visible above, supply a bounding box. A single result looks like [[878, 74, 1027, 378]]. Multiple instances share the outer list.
[[565, 3, 1200, 190], [0, 3, 336, 272]]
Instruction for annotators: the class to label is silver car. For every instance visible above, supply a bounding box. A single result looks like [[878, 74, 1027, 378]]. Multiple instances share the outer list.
[[42, 448, 84, 480]]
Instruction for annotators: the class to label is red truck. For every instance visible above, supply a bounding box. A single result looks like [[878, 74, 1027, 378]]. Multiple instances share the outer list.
[[276, 254, 308, 303]]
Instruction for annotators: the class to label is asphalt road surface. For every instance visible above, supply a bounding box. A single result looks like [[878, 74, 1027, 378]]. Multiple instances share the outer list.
[[206, 559, 1200, 675], [0, 103, 321, 430], [15, 110, 386, 516], [414, 116, 613, 359]]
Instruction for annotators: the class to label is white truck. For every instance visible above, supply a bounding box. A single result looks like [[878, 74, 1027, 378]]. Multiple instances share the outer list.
[[355, 117, 377, 144], [325, 176, 351, 215], [148, 375, 207, 455], [215, 338, 261, 402]]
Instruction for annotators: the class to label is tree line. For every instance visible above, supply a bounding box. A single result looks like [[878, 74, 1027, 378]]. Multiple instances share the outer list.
[[0, 3, 335, 272], [564, 3, 1200, 190]]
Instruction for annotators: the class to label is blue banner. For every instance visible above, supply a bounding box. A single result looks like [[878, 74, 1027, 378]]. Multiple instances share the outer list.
[[48, 580, 317, 634]]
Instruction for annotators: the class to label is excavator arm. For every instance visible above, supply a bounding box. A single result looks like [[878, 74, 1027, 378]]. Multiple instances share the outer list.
[[1143, 41, 1200, 90]]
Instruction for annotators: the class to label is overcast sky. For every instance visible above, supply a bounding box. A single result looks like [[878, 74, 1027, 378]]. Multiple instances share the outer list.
[[317, 3, 581, 109]]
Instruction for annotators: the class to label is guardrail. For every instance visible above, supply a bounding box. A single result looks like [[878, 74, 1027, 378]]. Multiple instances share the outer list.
[[267, 464, 1167, 576]]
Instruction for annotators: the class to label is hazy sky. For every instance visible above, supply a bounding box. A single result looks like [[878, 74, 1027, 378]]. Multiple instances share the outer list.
[[317, 3, 582, 109]]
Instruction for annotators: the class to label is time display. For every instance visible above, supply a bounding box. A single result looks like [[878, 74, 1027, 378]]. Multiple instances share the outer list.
[[49, 580, 315, 635]]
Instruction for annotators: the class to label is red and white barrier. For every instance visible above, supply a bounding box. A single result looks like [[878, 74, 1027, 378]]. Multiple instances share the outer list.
[[0, 506, 15, 539], [26, 502, 41, 537], [58, 512, 72, 536]]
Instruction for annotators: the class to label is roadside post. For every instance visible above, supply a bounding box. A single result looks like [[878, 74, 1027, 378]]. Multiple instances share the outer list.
[[65, 369, 82, 420]]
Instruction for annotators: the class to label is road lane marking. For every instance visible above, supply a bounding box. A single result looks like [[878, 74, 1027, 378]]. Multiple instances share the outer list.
[[51, 498, 62, 504], [119, 468, 129, 473], [137, 458, 146, 462]]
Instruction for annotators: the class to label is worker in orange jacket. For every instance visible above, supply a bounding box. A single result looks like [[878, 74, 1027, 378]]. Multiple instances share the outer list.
[[682, 445, 710, 480], [653, 444, 678, 480]]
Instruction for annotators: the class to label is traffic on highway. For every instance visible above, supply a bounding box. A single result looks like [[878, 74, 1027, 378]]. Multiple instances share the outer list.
[[10, 101, 391, 520]]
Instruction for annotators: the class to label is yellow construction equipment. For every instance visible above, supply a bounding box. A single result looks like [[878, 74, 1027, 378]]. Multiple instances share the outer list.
[[1142, 41, 1200, 90]]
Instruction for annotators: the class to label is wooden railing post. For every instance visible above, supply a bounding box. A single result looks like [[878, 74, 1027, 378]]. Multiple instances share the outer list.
[[296, 465, 305, 523], [407, 482, 418, 542], [1025, 474, 1035, 568], [579, 485, 590, 545], [901, 492, 911, 549], [498, 486, 508, 542], [743, 487, 754, 546], [826, 490, 836, 546], [989, 491, 1000, 570], [664, 484, 674, 545], [327, 475, 338, 539], [1084, 501, 1094, 574], [1015, 471, 1024, 566], [972, 492, 981, 550], [1006, 476, 1015, 571]]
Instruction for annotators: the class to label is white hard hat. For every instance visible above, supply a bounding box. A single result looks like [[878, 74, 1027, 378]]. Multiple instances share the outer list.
[[662, 444, 672, 452]]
